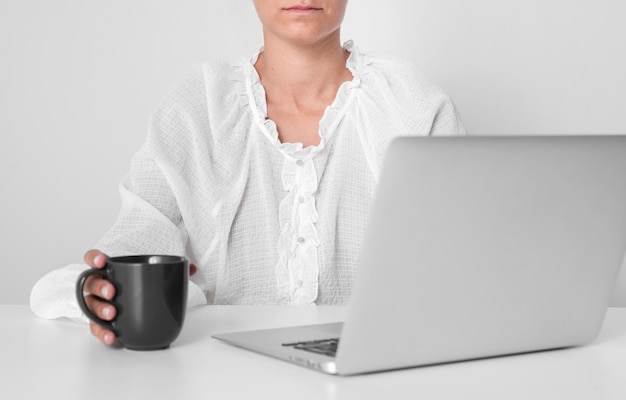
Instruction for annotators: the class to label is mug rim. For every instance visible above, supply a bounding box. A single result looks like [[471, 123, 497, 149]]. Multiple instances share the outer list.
[[107, 255, 187, 266]]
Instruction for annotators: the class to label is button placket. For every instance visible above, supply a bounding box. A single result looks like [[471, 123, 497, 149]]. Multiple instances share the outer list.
[[277, 156, 320, 304]]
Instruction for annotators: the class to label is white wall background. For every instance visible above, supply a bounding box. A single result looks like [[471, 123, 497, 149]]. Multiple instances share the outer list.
[[1, 0, 625, 305]]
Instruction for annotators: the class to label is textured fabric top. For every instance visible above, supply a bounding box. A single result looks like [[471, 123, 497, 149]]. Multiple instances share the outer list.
[[32, 41, 466, 316]]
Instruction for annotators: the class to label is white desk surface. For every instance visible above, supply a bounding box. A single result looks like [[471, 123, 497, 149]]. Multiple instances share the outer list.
[[2, 305, 625, 400]]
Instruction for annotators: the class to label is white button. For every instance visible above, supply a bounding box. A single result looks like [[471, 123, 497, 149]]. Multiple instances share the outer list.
[[298, 196, 306, 204], [297, 237, 306, 244], [296, 159, 304, 166], [296, 279, 303, 288]]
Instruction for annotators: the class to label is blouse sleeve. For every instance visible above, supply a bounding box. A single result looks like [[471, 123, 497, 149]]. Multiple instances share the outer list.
[[95, 151, 188, 258]]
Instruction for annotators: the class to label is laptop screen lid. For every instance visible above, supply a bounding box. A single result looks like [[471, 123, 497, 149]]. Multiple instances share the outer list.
[[334, 135, 626, 375]]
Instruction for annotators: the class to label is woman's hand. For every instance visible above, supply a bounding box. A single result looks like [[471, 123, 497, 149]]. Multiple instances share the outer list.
[[83, 249, 117, 345]]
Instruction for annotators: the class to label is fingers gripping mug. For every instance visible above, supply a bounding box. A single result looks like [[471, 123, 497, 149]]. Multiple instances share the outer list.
[[76, 255, 189, 350]]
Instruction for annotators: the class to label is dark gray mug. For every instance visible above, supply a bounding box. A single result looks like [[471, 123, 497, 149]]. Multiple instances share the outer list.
[[76, 255, 189, 350]]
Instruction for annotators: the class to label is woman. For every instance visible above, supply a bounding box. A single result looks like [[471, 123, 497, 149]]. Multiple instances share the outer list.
[[31, 0, 465, 345]]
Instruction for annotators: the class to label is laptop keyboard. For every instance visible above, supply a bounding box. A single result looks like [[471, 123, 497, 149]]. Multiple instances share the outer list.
[[282, 338, 339, 357]]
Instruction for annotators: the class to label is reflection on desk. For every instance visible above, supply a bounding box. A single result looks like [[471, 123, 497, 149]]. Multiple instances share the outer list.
[[2, 305, 625, 400]]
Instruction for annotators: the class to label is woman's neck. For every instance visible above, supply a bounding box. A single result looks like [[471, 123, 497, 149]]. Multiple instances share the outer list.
[[254, 31, 350, 102]]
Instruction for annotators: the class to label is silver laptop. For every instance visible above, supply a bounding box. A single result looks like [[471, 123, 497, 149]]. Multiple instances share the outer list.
[[213, 135, 626, 375]]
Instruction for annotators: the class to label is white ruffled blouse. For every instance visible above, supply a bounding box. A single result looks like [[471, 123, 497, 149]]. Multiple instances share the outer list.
[[31, 41, 465, 319]]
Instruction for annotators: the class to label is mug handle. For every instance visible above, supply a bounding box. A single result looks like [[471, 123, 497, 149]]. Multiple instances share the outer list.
[[76, 268, 115, 331]]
